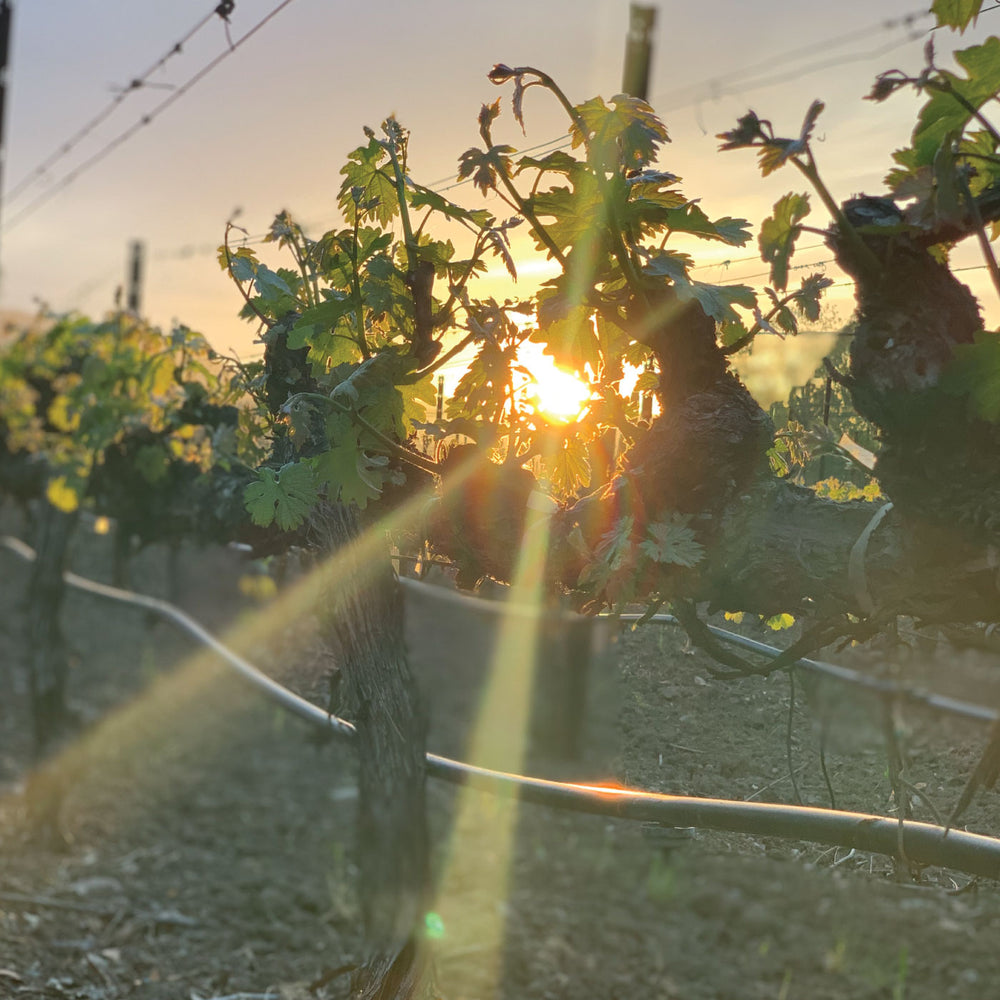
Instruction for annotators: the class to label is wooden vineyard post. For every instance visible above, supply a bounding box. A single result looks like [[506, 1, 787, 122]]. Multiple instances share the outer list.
[[25, 498, 78, 753]]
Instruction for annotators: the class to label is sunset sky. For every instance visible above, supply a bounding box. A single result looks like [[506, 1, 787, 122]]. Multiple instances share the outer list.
[[2, 0, 998, 375]]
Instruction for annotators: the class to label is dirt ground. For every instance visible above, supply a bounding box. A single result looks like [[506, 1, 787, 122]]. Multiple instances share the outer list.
[[3, 503, 1000, 999]]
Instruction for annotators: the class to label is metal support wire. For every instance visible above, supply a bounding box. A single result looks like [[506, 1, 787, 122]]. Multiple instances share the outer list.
[[6, 535, 1000, 880]]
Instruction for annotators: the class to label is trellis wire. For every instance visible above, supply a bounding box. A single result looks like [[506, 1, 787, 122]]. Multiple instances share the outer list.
[[5, 535, 1000, 880]]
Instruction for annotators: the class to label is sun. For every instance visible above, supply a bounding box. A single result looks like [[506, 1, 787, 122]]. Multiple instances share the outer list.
[[519, 344, 591, 423]]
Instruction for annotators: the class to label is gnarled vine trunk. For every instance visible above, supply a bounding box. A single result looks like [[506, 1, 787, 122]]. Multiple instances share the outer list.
[[312, 502, 433, 999]]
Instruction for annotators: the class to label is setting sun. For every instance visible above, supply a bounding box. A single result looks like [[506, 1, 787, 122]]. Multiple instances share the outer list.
[[520, 344, 591, 423]]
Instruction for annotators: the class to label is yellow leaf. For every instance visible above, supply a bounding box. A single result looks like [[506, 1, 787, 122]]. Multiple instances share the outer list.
[[147, 352, 175, 398], [47, 394, 80, 432], [238, 573, 278, 602], [764, 612, 795, 631], [46, 476, 80, 513]]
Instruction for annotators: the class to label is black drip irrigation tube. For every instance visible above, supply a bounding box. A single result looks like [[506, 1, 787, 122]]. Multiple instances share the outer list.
[[618, 613, 999, 725], [6, 535, 1000, 880], [399, 577, 999, 727]]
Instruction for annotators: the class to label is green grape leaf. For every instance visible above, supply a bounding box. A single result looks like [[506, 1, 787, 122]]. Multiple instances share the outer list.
[[339, 137, 399, 226], [659, 202, 752, 246], [720, 318, 752, 348], [484, 225, 519, 281], [765, 291, 798, 334], [932, 0, 983, 31], [365, 252, 397, 283], [528, 173, 606, 253], [953, 130, 1000, 202], [595, 313, 631, 378], [219, 245, 258, 279], [940, 330, 1000, 421], [310, 440, 382, 509], [675, 277, 756, 323], [581, 515, 636, 591], [457, 145, 517, 195], [229, 254, 257, 284], [287, 296, 356, 351], [547, 433, 591, 496], [399, 373, 437, 433], [318, 228, 394, 289], [253, 264, 293, 300], [761, 101, 825, 176], [358, 380, 406, 439], [308, 323, 364, 370], [244, 462, 319, 530], [793, 274, 833, 322], [408, 183, 493, 228], [571, 95, 669, 170], [447, 342, 508, 424], [414, 238, 456, 271], [639, 249, 691, 282], [759, 193, 810, 290], [515, 149, 583, 179], [640, 514, 704, 567], [633, 370, 659, 393]]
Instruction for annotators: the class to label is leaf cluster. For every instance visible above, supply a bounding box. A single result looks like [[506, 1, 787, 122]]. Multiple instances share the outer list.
[[866, 31, 1000, 243], [0, 314, 252, 520], [571, 511, 704, 609]]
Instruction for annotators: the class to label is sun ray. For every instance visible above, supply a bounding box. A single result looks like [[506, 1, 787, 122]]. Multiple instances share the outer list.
[[428, 471, 556, 990]]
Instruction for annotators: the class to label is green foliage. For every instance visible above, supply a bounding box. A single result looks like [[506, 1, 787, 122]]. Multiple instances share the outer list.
[[768, 337, 882, 490], [214, 8, 1000, 611], [572, 508, 704, 608], [0, 315, 251, 518], [874, 33, 1000, 232], [913, 39, 1000, 166]]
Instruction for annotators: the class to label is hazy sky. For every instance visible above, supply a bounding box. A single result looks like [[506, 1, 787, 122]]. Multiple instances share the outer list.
[[2, 0, 998, 362]]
